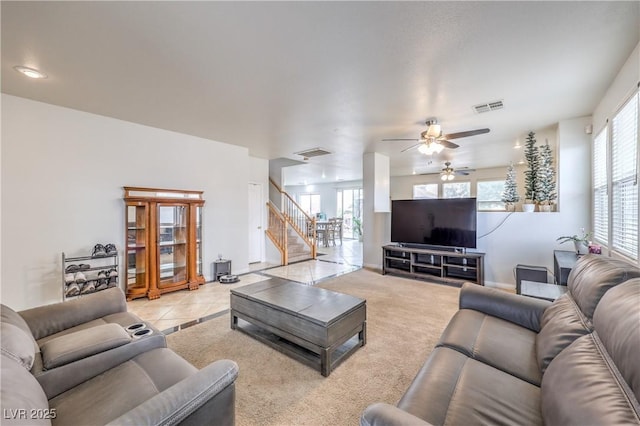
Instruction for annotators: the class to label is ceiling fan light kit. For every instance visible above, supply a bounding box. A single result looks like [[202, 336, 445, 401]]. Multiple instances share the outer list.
[[418, 142, 444, 155]]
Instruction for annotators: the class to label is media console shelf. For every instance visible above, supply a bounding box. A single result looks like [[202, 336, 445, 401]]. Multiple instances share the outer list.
[[382, 245, 485, 286]]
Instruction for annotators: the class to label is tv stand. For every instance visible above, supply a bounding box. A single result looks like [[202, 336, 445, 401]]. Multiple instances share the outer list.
[[382, 244, 485, 286]]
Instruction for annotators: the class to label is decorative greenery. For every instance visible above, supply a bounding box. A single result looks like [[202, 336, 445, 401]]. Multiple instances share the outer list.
[[523, 131, 539, 203], [556, 228, 591, 245], [535, 140, 557, 205], [501, 163, 520, 204], [352, 217, 362, 237]]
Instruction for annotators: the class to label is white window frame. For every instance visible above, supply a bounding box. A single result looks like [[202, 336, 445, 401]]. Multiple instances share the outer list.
[[610, 91, 638, 260], [298, 193, 321, 216], [477, 179, 507, 211], [592, 89, 639, 262], [413, 183, 439, 199], [592, 127, 608, 245], [442, 181, 471, 199]]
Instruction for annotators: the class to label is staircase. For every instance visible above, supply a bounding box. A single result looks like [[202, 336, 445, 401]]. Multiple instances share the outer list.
[[266, 179, 317, 266]]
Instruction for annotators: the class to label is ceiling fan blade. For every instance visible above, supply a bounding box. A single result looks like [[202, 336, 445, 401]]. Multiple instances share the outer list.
[[455, 171, 470, 176], [438, 139, 459, 149], [400, 142, 423, 152], [382, 138, 420, 141], [443, 128, 490, 140], [419, 172, 440, 176]]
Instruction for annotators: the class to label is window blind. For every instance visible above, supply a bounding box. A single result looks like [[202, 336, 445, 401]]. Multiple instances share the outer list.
[[593, 128, 608, 244], [611, 92, 638, 260]]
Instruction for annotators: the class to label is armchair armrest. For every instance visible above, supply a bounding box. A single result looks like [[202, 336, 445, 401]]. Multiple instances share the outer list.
[[106, 359, 239, 426], [361, 403, 434, 426], [19, 288, 127, 340], [459, 283, 551, 332]]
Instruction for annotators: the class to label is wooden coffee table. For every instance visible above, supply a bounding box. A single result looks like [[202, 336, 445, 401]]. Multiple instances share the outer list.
[[230, 278, 366, 376]]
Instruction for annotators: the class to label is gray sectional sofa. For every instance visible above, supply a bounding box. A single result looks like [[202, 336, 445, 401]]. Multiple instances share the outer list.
[[1, 287, 238, 425], [361, 255, 640, 425]]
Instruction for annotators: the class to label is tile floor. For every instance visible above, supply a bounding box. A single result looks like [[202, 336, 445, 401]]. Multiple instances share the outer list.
[[126, 239, 363, 333]]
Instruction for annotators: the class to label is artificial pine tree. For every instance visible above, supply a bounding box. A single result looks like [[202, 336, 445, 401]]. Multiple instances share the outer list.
[[535, 140, 557, 207], [523, 131, 539, 203], [501, 163, 520, 209]]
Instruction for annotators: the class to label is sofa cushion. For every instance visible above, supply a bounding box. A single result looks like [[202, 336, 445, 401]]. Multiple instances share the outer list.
[[437, 309, 541, 385], [1, 322, 37, 370], [535, 294, 591, 374], [49, 348, 197, 425], [1, 354, 50, 426], [541, 279, 640, 426], [566, 254, 640, 320], [1, 304, 38, 352], [36, 312, 160, 346], [592, 278, 640, 403], [40, 323, 131, 370], [541, 334, 640, 425], [18, 287, 127, 340], [398, 346, 542, 426]]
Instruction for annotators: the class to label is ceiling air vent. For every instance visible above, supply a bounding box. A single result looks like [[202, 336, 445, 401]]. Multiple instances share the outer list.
[[473, 100, 504, 114], [294, 147, 332, 158]]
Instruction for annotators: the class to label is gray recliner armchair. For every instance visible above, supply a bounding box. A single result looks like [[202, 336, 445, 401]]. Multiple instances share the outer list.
[[1, 288, 238, 425]]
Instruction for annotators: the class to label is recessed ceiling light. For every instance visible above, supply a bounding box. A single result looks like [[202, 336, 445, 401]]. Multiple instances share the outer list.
[[14, 66, 47, 79]]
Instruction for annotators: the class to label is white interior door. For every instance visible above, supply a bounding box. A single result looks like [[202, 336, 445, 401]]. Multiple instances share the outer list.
[[248, 183, 264, 263]]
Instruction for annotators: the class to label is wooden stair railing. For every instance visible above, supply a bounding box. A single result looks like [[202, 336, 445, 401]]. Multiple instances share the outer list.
[[266, 201, 288, 265], [269, 178, 317, 259]]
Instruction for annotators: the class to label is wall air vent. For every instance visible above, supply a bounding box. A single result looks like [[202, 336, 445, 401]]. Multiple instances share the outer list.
[[294, 148, 332, 158], [473, 100, 504, 114]]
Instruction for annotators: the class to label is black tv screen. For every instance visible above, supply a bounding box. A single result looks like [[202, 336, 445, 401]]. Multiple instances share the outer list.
[[391, 198, 477, 248]]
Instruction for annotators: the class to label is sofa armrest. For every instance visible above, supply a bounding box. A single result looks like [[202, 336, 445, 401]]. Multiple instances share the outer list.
[[19, 288, 127, 340], [360, 403, 434, 426], [105, 359, 239, 426], [459, 283, 552, 332]]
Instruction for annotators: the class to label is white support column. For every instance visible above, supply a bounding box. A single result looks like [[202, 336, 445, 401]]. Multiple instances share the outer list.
[[363, 153, 391, 270]]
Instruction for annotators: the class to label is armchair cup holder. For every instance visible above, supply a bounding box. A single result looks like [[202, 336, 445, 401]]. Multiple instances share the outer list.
[[132, 328, 153, 339], [125, 323, 146, 333]]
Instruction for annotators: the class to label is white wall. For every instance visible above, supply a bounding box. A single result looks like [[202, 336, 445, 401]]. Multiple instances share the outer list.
[[593, 42, 640, 136], [1, 94, 253, 310], [389, 123, 591, 288]]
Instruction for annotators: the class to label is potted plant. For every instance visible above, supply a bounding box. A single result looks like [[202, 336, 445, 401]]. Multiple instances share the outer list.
[[501, 163, 520, 212], [353, 217, 363, 242], [557, 228, 591, 255], [522, 131, 538, 212]]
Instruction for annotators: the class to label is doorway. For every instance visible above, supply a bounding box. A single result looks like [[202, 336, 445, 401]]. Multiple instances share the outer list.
[[336, 188, 363, 239], [248, 183, 264, 263]]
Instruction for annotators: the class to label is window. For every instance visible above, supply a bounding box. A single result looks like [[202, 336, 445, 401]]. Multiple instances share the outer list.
[[593, 91, 639, 261], [298, 194, 321, 216], [477, 180, 506, 211], [592, 128, 608, 244], [442, 181, 470, 198], [413, 183, 438, 199], [611, 92, 638, 260]]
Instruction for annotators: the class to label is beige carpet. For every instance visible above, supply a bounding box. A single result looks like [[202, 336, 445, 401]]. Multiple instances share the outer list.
[[167, 269, 460, 426]]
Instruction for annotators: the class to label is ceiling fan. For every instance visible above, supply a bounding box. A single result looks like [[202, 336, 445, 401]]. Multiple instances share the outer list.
[[383, 119, 490, 155], [421, 162, 476, 181]]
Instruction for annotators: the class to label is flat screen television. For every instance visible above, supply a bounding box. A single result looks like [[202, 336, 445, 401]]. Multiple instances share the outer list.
[[391, 198, 477, 249]]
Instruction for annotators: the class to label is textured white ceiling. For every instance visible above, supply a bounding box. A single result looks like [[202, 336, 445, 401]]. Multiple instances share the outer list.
[[2, 1, 639, 185]]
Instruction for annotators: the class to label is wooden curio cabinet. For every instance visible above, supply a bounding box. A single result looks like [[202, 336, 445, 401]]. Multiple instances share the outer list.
[[124, 187, 205, 300]]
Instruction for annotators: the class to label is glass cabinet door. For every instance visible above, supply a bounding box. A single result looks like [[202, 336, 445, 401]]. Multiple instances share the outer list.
[[158, 204, 188, 287], [196, 205, 203, 276], [126, 204, 148, 291]]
